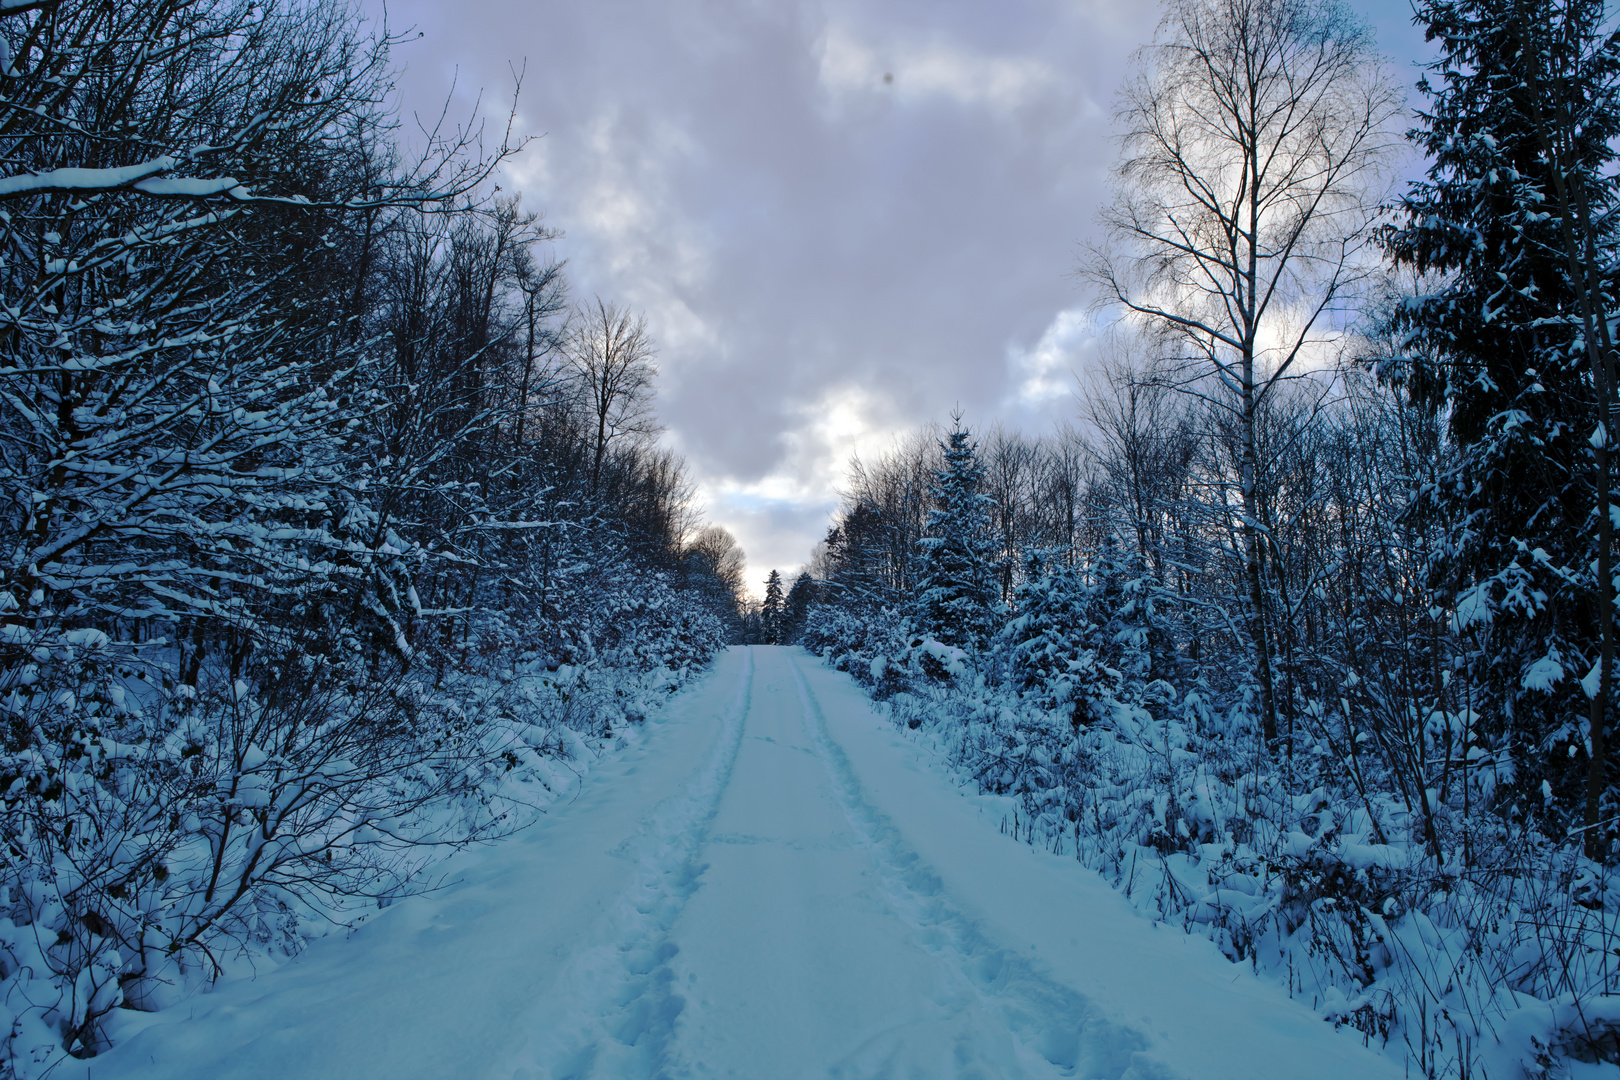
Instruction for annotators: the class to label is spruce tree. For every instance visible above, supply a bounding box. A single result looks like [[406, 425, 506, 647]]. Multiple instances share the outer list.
[[1001, 551, 1119, 724], [1383, 0, 1620, 840], [914, 421, 999, 652], [783, 571, 817, 643], [761, 569, 785, 645], [821, 503, 893, 607], [1001, 543, 1181, 725]]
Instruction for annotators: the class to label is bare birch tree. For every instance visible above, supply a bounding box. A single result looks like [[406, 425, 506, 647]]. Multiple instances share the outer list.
[[1084, 0, 1400, 746], [567, 297, 659, 495]]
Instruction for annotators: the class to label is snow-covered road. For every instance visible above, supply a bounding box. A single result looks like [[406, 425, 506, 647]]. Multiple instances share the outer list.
[[81, 647, 1401, 1079]]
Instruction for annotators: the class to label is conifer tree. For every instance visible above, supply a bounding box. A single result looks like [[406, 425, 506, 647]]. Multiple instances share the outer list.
[[1382, 0, 1620, 842], [783, 571, 817, 643], [914, 420, 999, 652], [1001, 551, 1119, 724], [761, 569, 785, 645]]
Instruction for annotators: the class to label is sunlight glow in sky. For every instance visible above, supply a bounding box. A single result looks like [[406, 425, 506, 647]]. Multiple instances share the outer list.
[[368, 0, 1433, 596]]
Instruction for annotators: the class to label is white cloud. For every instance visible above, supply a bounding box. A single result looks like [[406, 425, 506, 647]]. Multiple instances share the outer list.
[[695, 383, 906, 594], [815, 23, 1060, 114], [1003, 307, 1099, 413], [500, 126, 554, 192], [783, 383, 904, 493]]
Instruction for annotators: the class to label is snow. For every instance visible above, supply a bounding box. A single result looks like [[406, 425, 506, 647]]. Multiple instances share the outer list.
[[1582, 658, 1605, 699], [1522, 652, 1565, 692], [130, 177, 249, 199], [73, 647, 1402, 1079], [0, 159, 177, 197], [0, 161, 251, 201]]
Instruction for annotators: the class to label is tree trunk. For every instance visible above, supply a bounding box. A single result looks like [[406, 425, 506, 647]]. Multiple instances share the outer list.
[[1241, 376, 1280, 746]]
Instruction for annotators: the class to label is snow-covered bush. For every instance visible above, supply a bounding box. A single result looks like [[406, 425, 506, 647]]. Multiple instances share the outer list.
[[0, 610, 721, 1075], [1001, 550, 1121, 721], [0, 1, 738, 1073], [813, 540, 1620, 1080]]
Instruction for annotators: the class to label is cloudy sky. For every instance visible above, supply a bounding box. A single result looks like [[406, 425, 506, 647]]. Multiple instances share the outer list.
[[365, 0, 1432, 596]]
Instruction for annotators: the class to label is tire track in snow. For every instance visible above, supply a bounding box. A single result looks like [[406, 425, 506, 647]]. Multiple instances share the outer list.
[[785, 653, 1176, 1080], [514, 647, 754, 1080]]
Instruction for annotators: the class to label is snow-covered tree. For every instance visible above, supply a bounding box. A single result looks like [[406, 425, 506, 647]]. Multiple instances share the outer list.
[[914, 421, 999, 654], [680, 525, 748, 640], [1381, 0, 1620, 844], [761, 569, 784, 644], [0, 6, 734, 1072], [0, 1, 521, 1060], [1001, 551, 1119, 723], [782, 571, 816, 644]]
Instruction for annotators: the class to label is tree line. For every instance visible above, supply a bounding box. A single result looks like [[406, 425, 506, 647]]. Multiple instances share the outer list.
[[0, 1, 747, 1069], [796, 0, 1619, 1073]]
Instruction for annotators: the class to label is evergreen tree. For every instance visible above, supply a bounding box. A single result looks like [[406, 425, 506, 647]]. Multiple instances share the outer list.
[[1382, 0, 1620, 840], [1000, 543, 1182, 726], [782, 571, 817, 643], [914, 421, 999, 652], [1001, 551, 1119, 724], [820, 503, 894, 607], [761, 570, 785, 644]]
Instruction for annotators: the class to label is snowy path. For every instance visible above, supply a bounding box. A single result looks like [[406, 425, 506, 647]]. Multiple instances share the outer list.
[[81, 647, 1401, 1080]]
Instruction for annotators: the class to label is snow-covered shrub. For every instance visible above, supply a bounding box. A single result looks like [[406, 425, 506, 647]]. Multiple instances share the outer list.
[[0, 635, 485, 1063], [817, 540, 1620, 1079], [0, 1, 739, 1072], [801, 603, 910, 688], [596, 571, 726, 681], [0, 603, 721, 1075]]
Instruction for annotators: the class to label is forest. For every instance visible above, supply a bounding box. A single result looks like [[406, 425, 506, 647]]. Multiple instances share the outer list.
[[0, 0, 749, 1071], [785, 0, 1620, 1075], [0, 0, 1615, 1077]]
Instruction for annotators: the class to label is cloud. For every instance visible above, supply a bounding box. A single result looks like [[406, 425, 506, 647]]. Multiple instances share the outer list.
[[816, 23, 1062, 115], [698, 383, 905, 592], [1004, 307, 1100, 413], [365, 0, 1430, 596]]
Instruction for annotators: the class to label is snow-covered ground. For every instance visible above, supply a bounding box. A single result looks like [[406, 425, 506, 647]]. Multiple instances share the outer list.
[[74, 647, 1401, 1079]]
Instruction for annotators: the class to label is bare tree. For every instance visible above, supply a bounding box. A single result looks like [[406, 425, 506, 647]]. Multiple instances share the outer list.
[[688, 525, 748, 601], [567, 297, 660, 494], [1084, 0, 1400, 746], [1081, 347, 1198, 584]]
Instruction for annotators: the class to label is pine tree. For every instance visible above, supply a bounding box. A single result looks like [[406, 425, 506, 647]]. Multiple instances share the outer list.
[[914, 421, 999, 652], [761, 569, 785, 645], [782, 571, 817, 643], [1382, 0, 1620, 841]]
